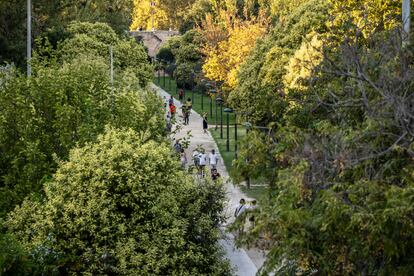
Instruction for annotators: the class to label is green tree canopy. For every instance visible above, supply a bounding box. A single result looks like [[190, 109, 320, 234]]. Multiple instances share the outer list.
[[5, 127, 231, 275]]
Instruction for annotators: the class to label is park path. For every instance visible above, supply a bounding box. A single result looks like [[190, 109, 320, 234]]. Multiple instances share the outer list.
[[151, 83, 265, 276]]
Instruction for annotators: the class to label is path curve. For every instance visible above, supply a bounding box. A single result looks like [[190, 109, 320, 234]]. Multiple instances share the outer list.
[[151, 83, 265, 275]]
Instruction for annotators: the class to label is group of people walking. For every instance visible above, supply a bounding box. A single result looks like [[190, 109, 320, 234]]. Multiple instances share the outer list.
[[192, 148, 220, 178], [173, 138, 220, 180]]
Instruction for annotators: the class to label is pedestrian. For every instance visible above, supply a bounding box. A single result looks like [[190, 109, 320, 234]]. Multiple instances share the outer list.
[[178, 89, 184, 102], [168, 95, 174, 106], [166, 113, 172, 132], [209, 149, 219, 169], [192, 149, 200, 172], [181, 105, 187, 123], [169, 103, 176, 118], [248, 200, 257, 228], [173, 139, 182, 154], [198, 150, 207, 177], [185, 97, 192, 110], [235, 198, 247, 218], [180, 148, 187, 169], [184, 108, 190, 125], [211, 168, 221, 181], [202, 113, 208, 133]]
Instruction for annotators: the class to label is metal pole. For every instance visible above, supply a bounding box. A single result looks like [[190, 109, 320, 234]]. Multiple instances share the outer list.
[[215, 100, 218, 130], [220, 104, 223, 139], [175, 74, 178, 94], [234, 112, 238, 158], [191, 74, 194, 104], [169, 71, 171, 91], [163, 70, 166, 87], [403, 0, 410, 39], [226, 113, 230, 152], [210, 96, 213, 119], [27, 0, 31, 77], [201, 90, 204, 110]]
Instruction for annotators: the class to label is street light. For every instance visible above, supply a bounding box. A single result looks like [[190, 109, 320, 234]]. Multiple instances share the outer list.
[[209, 89, 217, 119], [224, 108, 233, 152], [190, 70, 195, 104], [234, 111, 238, 158], [216, 97, 224, 137], [163, 67, 166, 87], [168, 66, 171, 91]]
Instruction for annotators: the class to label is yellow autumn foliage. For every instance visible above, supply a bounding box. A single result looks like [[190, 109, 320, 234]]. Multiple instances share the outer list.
[[130, 0, 169, 31], [202, 19, 266, 89], [283, 34, 323, 91]]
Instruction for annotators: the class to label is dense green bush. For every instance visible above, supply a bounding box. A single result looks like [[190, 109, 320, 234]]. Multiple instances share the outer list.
[[5, 127, 231, 275], [0, 23, 159, 217], [157, 30, 204, 88]]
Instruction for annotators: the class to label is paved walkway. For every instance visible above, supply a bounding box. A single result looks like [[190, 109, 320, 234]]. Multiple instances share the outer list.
[[151, 83, 265, 275]]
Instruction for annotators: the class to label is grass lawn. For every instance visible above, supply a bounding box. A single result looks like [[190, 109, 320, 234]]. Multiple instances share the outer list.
[[155, 76, 236, 124], [210, 127, 268, 201]]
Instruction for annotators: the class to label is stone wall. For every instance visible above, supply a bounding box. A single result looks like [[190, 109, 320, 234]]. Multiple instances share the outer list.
[[130, 30, 179, 58]]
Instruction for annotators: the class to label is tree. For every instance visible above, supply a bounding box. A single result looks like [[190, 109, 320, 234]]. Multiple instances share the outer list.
[[0, 0, 133, 69], [202, 17, 266, 90], [0, 22, 157, 217], [229, 0, 414, 274], [5, 127, 231, 275]]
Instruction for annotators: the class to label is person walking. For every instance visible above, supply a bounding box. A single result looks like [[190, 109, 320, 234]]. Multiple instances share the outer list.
[[178, 89, 184, 102], [169, 103, 176, 118], [198, 150, 207, 177], [185, 98, 192, 111], [180, 149, 187, 169], [168, 95, 174, 106], [173, 139, 182, 154], [181, 104, 187, 119], [184, 106, 191, 125], [209, 149, 219, 169], [192, 149, 200, 173], [235, 198, 247, 218], [202, 113, 208, 134], [235, 198, 247, 235], [211, 168, 221, 181]]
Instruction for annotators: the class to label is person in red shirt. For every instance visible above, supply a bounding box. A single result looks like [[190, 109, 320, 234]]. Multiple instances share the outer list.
[[169, 103, 176, 118]]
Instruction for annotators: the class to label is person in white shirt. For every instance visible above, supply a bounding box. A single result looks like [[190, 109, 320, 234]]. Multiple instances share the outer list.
[[198, 151, 207, 177], [234, 198, 246, 218], [209, 149, 219, 169], [234, 198, 247, 235]]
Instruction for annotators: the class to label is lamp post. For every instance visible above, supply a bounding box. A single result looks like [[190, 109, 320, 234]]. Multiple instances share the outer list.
[[220, 100, 223, 138], [174, 69, 178, 94], [201, 82, 205, 111], [215, 96, 218, 130], [224, 108, 233, 152], [163, 68, 166, 87], [191, 71, 194, 104], [234, 111, 238, 159], [210, 89, 216, 119], [216, 97, 223, 136], [168, 66, 171, 91]]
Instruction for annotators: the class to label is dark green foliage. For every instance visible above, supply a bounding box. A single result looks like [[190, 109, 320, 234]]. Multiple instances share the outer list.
[[0, 0, 133, 70], [230, 0, 414, 274], [5, 127, 231, 275], [0, 23, 157, 217], [157, 29, 204, 88]]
